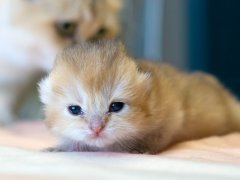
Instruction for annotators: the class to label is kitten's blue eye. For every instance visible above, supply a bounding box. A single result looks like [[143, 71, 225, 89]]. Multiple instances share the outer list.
[[109, 102, 125, 113], [68, 105, 83, 116]]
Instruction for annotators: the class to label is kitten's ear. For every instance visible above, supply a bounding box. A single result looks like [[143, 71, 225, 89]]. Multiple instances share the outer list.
[[137, 71, 152, 92], [38, 77, 52, 105]]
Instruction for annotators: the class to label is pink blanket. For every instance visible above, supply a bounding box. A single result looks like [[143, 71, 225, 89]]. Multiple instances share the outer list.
[[1, 121, 240, 179], [1, 121, 240, 164]]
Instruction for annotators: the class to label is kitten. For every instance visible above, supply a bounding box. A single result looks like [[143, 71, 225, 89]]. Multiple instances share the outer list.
[[39, 41, 240, 154], [0, 0, 122, 124]]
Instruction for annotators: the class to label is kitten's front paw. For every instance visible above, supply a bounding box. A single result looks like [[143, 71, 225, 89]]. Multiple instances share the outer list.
[[42, 147, 65, 152], [42, 143, 85, 152]]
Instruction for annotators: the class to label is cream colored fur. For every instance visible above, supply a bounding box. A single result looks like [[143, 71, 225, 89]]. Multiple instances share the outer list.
[[39, 41, 240, 154]]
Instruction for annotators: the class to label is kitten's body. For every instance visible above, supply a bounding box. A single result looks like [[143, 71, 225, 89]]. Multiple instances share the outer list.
[[40, 41, 240, 154], [0, 0, 122, 123]]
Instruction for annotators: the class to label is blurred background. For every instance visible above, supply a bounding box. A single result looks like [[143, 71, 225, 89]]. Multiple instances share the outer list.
[[0, 0, 240, 122], [123, 0, 240, 97]]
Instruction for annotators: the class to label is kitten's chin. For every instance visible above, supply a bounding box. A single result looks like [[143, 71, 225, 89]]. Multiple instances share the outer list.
[[84, 134, 116, 148]]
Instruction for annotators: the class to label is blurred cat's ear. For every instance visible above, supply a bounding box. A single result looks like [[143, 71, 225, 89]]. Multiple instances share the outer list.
[[105, 0, 123, 12], [38, 77, 51, 105]]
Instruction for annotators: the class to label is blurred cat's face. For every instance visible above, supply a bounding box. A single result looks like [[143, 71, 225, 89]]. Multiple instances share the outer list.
[[39, 42, 151, 148], [0, 0, 122, 71]]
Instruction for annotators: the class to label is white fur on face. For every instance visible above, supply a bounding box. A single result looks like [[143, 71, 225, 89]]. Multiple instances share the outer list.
[[58, 117, 138, 148], [40, 76, 140, 149]]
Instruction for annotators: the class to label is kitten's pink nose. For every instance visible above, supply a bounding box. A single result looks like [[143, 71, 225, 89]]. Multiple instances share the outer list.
[[89, 120, 105, 136]]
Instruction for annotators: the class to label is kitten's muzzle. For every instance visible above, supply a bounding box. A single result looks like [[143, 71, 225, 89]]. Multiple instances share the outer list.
[[89, 117, 106, 136]]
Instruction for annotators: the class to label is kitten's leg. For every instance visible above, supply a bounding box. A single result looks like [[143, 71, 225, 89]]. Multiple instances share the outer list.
[[43, 139, 90, 152], [43, 146, 67, 152], [43, 142, 79, 152]]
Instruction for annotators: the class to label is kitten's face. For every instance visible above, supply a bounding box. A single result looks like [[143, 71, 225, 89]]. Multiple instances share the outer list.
[[0, 0, 122, 71], [40, 42, 151, 148]]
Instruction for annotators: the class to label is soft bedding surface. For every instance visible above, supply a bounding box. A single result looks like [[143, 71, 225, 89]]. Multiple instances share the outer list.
[[1, 121, 240, 179]]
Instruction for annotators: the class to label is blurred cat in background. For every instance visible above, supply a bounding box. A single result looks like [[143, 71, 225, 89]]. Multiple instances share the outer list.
[[0, 0, 122, 124]]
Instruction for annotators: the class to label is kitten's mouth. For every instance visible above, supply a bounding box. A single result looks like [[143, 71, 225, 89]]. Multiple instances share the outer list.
[[86, 131, 114, 148], [90, 132, 104, 139]]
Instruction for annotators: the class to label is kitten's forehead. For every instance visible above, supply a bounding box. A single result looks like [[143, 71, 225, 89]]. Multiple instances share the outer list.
[[55, 41, 131, 78], [58, 42, 136, 88], [50, 41, 149, 110], [54, 66, 145, 113]]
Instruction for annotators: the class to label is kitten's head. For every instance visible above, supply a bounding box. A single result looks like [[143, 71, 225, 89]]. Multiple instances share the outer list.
[[1, 0, 122, 71], [39, 41, 152, 149]]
